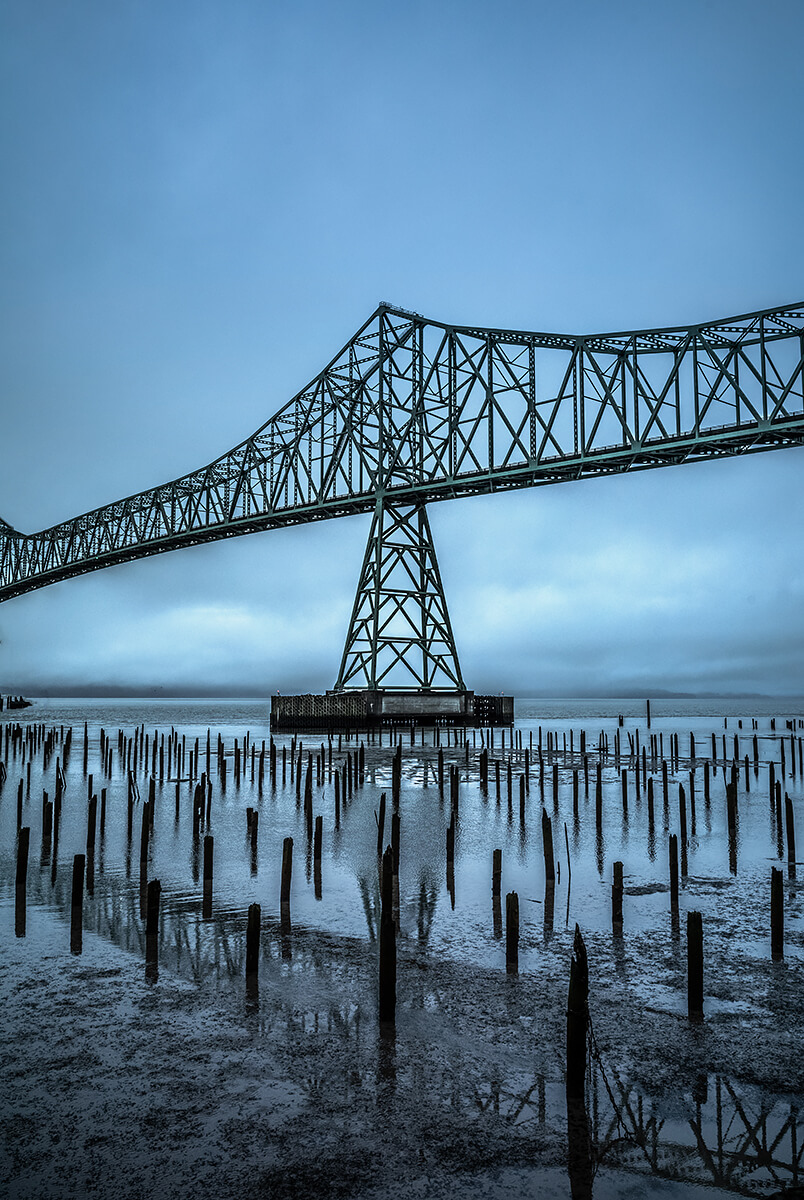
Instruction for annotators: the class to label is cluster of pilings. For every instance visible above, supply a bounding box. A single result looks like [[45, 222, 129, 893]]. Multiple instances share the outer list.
[[3, 705, 802, 1099]]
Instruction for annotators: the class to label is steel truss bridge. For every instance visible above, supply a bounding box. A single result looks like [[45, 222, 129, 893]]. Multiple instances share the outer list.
[[2, 301, 803, 690]]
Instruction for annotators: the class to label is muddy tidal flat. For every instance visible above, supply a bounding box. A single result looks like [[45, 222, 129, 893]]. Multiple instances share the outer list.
[[1, 697, 803, 1200]]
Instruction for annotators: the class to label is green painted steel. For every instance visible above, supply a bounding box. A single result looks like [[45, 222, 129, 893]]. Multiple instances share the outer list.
[[335, 498, 465, 692], [2, 300, 803, 606]]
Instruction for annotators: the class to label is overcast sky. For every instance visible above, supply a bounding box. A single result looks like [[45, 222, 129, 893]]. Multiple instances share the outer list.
[[1, 0, 802, 698]]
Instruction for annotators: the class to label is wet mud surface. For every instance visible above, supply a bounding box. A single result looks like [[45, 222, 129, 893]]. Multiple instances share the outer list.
[[2, 898, 802, 1199]]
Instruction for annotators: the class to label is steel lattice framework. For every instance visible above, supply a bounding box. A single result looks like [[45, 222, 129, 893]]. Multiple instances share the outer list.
[[335, 499, 465, 691], [1, 300, 803, 687]]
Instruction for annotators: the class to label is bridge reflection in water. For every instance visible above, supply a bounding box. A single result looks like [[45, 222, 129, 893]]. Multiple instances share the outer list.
[[16, 860, 803, 1199]]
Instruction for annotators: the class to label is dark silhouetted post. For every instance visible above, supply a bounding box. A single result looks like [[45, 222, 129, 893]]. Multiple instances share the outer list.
[[376, 792, 386, 857], [505, 891, 519, 974], [542, 809, 555, 882], [669, 834, 679, 912], [281, 836, 293, 931], [379, 845, 396, 1025], [246, 903, 261, 980], [71, 853, 85, 953], [314, 814, 323, 900], [687, 910, 703, 1020], [785, 793, 796, 869], [492, 848, 502, 897], [612, 861, 623, 928], [771, 867, 784, 960], [203, 835, 213, 917], [146, 878, 161, 936], [566, 924, 589, 1099]]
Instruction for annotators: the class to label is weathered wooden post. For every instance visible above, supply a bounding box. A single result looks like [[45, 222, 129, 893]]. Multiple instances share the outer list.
[[669, 834, 679, 912], [379, 845, 396, 1024], [145, 877, 161, 982], [492, 848, 502, 897], [15, 826, 29, 937], [16, 825, 30, 891], [71, 853, 85, 954], [505, 891, 519, 974], [542, 808, 556, 882], [612, 861, 623, 928], [146, 877, 161, 936], [687, 910, 703, 1020], [771, 867, 784, 960], [314, 815, 323, 900], [86, 794, 97, 855], [246, 903, 261, 980], [566, 924, 589, 1099], [679, 783, 688, 845], [376, 792, 386, 857], [203, 835, 214, 917], [281, 836, 293, 931], [785, 793, 796, 870]]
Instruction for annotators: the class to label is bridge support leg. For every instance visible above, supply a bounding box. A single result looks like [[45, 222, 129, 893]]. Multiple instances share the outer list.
[[335, 498, 465, 692]]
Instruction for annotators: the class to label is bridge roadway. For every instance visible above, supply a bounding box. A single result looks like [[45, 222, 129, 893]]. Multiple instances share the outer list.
[[1, 301, 803, 602]]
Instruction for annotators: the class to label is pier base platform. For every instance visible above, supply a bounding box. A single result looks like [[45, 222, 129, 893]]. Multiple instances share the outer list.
[[270, 689, 513, 732]]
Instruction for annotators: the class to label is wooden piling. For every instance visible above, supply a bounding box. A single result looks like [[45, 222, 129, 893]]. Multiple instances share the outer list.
[[771, 867, 784, 960], [142, 878, 160, 939], [379, 845, 396, 1024], [505, 891, 519, 974], [679, 783, 688, 845], [687, 910, 704, 1019], [566, 924, 589, 1099], [16, 826, 30, 890], [785, 793, 796, 867], [203, 835, 213, 917], [86, 795, 97, 854], [71, 853, 85, 953], [669, 834, 679, 911], [376, 792, 386, 857], [542, 808, 555, 882], [492, 848, 502, 897], [246, 903, 261, 978], [612, 860, 623, 928], [281, 836, 293, 907], [314, 814, 323, 866]]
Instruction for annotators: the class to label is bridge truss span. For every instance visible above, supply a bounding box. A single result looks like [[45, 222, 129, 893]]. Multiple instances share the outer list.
[[1, 300, 803, 613]]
